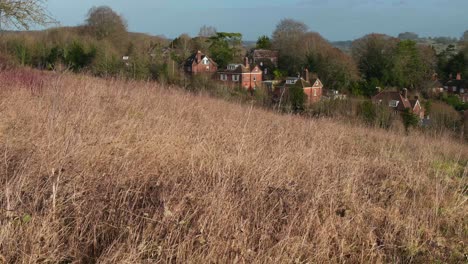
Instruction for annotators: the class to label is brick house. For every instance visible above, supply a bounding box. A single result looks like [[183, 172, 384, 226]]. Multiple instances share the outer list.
[[372, 89, 425, 119], [444, 73, 467, 103], [184, 50, 218, 75], [273, 69, 324, 105], [251, 49, 279, 67], [217, 58, 263, 90]]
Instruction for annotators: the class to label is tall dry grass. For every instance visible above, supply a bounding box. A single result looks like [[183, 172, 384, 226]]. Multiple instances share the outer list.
[[0, 70, 467, 263]]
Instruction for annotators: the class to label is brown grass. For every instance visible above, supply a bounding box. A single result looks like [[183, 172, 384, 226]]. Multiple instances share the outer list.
[[0, 70, 467, 263]]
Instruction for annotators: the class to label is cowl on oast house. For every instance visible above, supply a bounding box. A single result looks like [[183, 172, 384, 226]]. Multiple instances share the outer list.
[[217, 57, 263, 90], [184, 50, 218, 75], [273, 69, 324, 105], [372, 89, 425, 119]]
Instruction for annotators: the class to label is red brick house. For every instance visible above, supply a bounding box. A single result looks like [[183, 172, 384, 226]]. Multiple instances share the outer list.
[[184, 50, 218, 75], [217, 58, 263, 90], [444, 73, 467, 103], [273, 70, 324, 105], [372, 89, 425, 119], [251, 49, 279, 67]]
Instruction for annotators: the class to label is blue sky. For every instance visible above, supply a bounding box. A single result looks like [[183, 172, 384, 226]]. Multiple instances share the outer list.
[[46, 0, 468, 41]]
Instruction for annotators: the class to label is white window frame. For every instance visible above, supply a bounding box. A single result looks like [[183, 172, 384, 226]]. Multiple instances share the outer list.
[[389, 100, 399, 108], [232, 75, 240, 82]]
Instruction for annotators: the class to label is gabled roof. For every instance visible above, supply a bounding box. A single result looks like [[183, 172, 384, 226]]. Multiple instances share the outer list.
[[184, 51, 217, 67], [218, 64, 261, 74], [409, 100, 420, 110], [372, 91, 412, 111], [252, 49, 279, 58], [278, 77, 312, 89]]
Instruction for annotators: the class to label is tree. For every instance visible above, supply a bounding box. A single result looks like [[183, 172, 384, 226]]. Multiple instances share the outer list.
[[0, 0, 55, 30], [272, 19, 308, 74], [392, 40, 426, 89], [256, 35, 272, 49], [304, 32, 359, 92], [198, 25, 217, 38], [401, 108, 419, 134], [289, 82, 306, 113], [170, 33, 193, 64], [208, 32, 242, 69], [85, 6, 127, 41], [351, 34, 398, 86]]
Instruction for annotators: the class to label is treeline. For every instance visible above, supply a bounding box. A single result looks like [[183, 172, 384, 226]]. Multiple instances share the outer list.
[[0, 6, 174, 81]]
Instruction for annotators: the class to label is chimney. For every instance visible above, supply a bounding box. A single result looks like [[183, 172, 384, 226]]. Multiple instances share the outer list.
[[402, 88, 408, 99], [244, 57, 249, 68], [303, 68, 310, 82], [456, 72, 461, 80], [196, 50, 202, 62]]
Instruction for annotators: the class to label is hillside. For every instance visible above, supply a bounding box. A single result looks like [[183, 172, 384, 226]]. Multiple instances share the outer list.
[[0, 69, 467, 263]]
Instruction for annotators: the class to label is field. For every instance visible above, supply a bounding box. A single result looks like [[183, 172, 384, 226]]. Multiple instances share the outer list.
[[0, 69, 467, 263]]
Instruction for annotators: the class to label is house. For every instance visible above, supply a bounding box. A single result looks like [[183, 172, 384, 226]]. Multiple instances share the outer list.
[[217, 58, 263, 90], [372, 89, 425, 119], [251, 49, 279, 67], [444, 73, 467, 103], [273, 69, 324, 105], [184, 50, 218, 75]]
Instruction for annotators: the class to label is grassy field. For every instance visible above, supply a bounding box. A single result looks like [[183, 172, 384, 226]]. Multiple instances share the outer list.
[[0, 69, 467, 263]]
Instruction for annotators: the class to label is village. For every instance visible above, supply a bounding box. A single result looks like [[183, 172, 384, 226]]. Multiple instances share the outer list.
[[179, 48, 466, 125], [1, 1, 468, 263]]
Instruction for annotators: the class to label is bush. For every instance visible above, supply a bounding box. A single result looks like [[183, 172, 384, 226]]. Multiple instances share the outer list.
[[401, 108, 420, 133], [357, 100, 394, 129], [428, 101, 462, 133]]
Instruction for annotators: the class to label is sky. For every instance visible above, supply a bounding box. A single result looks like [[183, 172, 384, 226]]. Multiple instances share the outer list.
[[46, 0, 468, 41]]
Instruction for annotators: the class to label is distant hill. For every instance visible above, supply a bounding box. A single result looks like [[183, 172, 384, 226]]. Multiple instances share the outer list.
[[331, 40, 353, 54]]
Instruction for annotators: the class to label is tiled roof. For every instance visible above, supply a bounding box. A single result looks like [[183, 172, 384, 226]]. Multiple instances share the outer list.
[[372, 91, 412, 111], [184, 51, 217, 67], [253, 49, 279, 58]]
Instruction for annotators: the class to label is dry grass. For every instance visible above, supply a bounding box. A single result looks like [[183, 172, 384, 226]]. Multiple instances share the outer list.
[[0, 70, 467, 263]]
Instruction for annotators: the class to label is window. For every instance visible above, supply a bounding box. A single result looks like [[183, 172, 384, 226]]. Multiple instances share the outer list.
[[220, 74, 228, 81], [389, 100, 399, 108], [202, 57, 209, 65], [232, 75, 240, 82], [253, 76, 257, 81], [313, 89, 317, 97]]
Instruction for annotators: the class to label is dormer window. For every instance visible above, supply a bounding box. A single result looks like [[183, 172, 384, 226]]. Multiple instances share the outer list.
[[286, 79, 298, 85], [389, 100, 399, 108], [202, 57, 209, 65]]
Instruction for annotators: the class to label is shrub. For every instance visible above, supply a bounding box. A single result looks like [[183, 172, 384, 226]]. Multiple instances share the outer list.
[[401, 108, 420, 133], [428, 101, 462, 133]]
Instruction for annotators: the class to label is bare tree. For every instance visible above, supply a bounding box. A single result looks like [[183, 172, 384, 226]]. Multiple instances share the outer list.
[[198, 25, 217, 38], [272, 19, 309, 74], [0, 0, 55, 30], [85, 6, 127, 40]]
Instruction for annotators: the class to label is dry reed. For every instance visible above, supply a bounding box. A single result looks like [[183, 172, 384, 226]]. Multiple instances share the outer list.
[[0, 70, 467, 263]]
